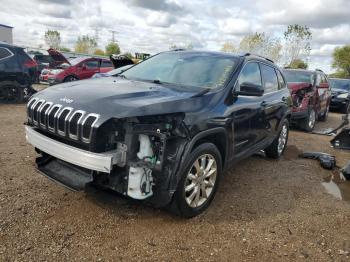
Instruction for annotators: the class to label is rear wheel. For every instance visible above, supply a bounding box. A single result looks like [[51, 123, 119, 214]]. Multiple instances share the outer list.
[[0, 82, 24, 103], [64, 75, 78, 82], [319, 105, 329, 122], [265, 120, 289, 159], [300, 108, 316, 132], [170, 143, 222, 218]]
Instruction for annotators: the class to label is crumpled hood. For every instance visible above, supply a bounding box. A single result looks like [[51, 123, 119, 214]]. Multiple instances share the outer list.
[[33, 77, 213, 122], [287, 82, 312, 94]]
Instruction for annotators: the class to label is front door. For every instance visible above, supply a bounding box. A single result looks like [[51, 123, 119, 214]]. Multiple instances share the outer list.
[[79, 59, 100, 79]]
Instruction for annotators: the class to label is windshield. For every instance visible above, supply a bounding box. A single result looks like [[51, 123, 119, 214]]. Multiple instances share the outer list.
[[121, 52, 238, 89], [283, 70, 315, 84], [69, 57, 87, 66], [329, 79, 350, 91]]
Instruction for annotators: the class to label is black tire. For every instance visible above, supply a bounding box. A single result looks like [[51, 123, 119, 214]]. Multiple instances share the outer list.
[[64, 75, 78, 82], [318, 105, 329, 122], [0, 81, 24, 103], [342, 102, 350, 114], [300, 108, 316, 132], [170, 143, 222, 218], [265, 119, 289, 159]]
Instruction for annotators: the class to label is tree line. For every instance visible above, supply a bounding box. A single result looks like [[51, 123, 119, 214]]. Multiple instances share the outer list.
[[44, 30, 133, 58]]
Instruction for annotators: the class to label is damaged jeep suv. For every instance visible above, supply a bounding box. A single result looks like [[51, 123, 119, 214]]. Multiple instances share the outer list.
[[25, 51, 291, 217]]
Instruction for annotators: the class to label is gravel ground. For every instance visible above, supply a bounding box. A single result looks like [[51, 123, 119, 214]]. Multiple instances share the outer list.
[[1, 103, 350, 261]]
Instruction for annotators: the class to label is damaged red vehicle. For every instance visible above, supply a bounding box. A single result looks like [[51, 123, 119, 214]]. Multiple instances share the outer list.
[[283, 69, 331, 131]]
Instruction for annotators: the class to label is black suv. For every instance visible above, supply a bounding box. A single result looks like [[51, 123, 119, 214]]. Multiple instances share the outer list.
[[329, 78, 350, 113], [25, 51, 292, 217], [0, 42, 37, 102]]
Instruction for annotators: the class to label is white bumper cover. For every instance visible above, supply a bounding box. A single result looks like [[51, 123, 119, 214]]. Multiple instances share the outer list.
[[25, 126, 117, 173]]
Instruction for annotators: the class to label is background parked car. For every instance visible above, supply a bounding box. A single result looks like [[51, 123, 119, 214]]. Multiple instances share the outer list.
[[92, 64, 134, 78], [48, 57, 114, 85], [0, 42, 37, 103], [283, 69, 331, 131], [29, 49, 70, 83], [329, 78, 350, 113]]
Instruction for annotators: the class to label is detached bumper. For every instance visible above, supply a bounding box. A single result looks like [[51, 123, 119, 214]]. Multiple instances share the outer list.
[[25, 126, 117, 173]]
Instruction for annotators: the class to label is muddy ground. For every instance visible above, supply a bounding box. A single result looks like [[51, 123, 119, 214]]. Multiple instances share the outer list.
[[1, 101, 350, 261]]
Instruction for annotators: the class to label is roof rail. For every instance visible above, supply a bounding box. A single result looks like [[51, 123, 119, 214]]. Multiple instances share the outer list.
[[172, 48, 186, 51], [244, 53, 274, 63]]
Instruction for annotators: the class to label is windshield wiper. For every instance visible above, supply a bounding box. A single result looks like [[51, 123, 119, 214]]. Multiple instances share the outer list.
[[192, 88, 211, 97], [153, 79, 161, 84], [117, 74, 127, 79]]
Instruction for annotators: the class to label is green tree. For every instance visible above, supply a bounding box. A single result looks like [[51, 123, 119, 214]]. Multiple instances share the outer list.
[[122, 52, 134, 59], [221, 42, 236, 53], [105, 42, 120, 56], [74, 35, 97, 54], [59, 47, 71, 52], [94, 49, 105, 56], [288, 59, 308, 69], [332, 45, 350, 77], [283, 24, 312, 66], [44, 30, 61, 50], [238, 32, 282, 63]]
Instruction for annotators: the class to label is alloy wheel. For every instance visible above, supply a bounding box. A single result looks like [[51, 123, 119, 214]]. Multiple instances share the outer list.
[[184, 154, 217, 208], [278, 124, 288, 155], [308, 109, 316, 129]]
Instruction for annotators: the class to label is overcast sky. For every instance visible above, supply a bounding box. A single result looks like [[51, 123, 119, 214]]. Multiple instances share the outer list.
[[1, 0, 349, 73]]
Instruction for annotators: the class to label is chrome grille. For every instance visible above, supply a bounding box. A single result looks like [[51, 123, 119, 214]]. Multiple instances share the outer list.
[[27, 98, 99, 143]]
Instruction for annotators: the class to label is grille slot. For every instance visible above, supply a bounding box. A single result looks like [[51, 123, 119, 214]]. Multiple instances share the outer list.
[[68, 110, 85, 140], [47, 104, 62, 132], [27, 97, 38, 122], [32, 100, 44, 125], [81, 114, 99, 143], [57, 107, 73, 136], [39, 102, 52, 128]]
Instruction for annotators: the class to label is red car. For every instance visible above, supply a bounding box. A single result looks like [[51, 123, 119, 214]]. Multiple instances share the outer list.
[[48, 57, 113, 85], [283, 69, 331, 131]]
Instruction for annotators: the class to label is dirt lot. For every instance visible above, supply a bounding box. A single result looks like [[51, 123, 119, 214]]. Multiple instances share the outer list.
[[1, 103, 350, 261]]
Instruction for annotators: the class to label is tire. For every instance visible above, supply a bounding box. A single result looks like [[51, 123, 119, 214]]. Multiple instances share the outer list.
[[0, 81, 24, 103], [318, 105, 329, 122], [342, 102, 350, 114], [64, 75, 78, 82], [265, 119, 289, 159], [300, 108, 316, 132], [170, 143, 222, 218]]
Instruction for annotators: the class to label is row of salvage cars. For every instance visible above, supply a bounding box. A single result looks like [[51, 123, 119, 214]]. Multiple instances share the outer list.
[[1, 42, 350, 217]]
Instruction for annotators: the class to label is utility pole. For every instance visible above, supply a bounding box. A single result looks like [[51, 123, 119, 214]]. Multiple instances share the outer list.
[[110, 30, 118, 43], [94, 27, 99, 43]]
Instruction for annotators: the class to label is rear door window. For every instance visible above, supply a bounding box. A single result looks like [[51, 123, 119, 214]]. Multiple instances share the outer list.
[[85, 60, 99, 69], [276, 69, 286, 89], [260, 64, 279, 93]]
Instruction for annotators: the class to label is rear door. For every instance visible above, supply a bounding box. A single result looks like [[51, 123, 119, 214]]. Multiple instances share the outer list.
[[78, 59, 100, 79], [100, 59, 114, 73], [254, 63, 286, 143]]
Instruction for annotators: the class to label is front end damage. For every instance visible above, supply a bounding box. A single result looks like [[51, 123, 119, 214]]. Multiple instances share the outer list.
[[26, 113, 190, 207], [288, 82, 314, 118]]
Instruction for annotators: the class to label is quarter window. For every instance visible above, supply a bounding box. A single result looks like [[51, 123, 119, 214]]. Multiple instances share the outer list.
[[260, 64, 279, 93], [0, 47, 13, 60], [84, 60, 99, 69], [237, 62, 262, 90]]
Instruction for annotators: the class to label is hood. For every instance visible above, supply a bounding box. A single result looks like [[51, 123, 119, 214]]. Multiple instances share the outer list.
[[331, 88, 349, 95], [47, 48, 70, 65], [287, 82, 312, 93], [33, 77, 213, 123], [110, 54, 134, 68]]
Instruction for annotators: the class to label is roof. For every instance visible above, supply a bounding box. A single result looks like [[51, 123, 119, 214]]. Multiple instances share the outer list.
[[0, 24, 13, 29]]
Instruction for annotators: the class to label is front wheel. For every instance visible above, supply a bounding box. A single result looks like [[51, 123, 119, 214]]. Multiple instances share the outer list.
[[170, 143, 222, 218], [265, 120, 289, 159], [64, 75, 78, 82], [300, 108, 316, 132]]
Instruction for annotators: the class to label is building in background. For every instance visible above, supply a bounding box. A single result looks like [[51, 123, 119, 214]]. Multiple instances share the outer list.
[[0, 24, 13, 44]]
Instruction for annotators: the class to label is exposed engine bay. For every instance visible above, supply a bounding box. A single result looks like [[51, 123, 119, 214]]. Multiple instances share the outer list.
[[31, 113, 189, 206]]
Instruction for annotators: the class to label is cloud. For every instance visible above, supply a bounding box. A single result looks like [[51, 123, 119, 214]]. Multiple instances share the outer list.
[[128, 0, 184, 13], [218, 18, 252, 35], [39, 4, 72, 18], [146, 13, 177, 27]]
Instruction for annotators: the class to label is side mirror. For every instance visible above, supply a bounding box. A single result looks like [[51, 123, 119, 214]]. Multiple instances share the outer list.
[[235, 82, 264, 96]]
